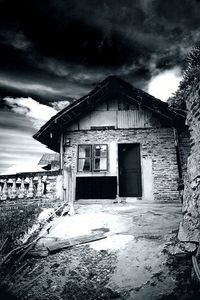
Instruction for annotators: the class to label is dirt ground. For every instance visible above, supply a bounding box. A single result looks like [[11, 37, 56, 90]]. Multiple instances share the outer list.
[[1, 201, 200, 299]]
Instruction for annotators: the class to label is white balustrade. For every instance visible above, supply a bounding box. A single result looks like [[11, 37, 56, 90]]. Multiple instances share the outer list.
[[0, 170, 61, 201]]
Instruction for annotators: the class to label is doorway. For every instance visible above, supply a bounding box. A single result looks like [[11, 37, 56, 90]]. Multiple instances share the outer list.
[[118, 143, 142, 197]]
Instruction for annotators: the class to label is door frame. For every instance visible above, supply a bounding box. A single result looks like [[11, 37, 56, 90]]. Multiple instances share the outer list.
[[117, 143, 142, 197]]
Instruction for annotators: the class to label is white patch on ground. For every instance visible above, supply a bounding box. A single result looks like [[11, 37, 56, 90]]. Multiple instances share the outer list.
[[89, 234, 134, 251], [48, 212, 132, 239], [111, 205, 137, 211]]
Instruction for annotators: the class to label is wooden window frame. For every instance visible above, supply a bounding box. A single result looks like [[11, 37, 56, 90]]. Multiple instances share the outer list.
[[93, 144, 108, 172], [77, 144, 108, 172], [77, 144, 92, 172]]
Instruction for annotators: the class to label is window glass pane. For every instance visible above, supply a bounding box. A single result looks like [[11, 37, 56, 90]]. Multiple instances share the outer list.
[[78, 158, 91, 171], [100, 145, 107, 157], [94, 145, 107, 157], [94, 158, 107, 171], [94, 158, 100, 170], [79, 145, 91, 158], [94, 146, 101, 157]]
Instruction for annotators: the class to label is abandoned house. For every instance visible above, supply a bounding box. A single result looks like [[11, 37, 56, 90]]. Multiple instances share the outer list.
[[33, 76, 189, 202]]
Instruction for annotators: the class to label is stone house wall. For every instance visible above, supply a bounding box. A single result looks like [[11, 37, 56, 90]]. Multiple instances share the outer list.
[[178, 129, 190, 180], [63, 127, 181, 202], [178, 85, 200, 243]]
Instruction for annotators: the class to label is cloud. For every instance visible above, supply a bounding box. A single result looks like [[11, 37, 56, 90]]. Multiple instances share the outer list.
[[147, 67, 182, 101], [0, 29, 32, 51], [3, 97, 57, 129], [0, 74, 90, 101], [0, 78, 61, 96], [51, 100, 70, 111], [0, 127, 54, 174], [1, 0, 200, 104], [2, 163, 44, 175]]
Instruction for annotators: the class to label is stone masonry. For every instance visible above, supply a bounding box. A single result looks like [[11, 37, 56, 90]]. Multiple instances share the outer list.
[[178, 81, 200, 243], [63, 127, 183, 202]]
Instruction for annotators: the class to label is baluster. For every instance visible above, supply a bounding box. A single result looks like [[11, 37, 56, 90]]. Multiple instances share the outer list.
[[27, 177, 34, 198], [18, 178, 25, 199], [7, 178, 13, 199], [2, 179, 8, 200], [42, 176, 47, 195], [36, 176, 43, 197], [10, 178, 17, 199], [0, 181, 3, 200], [24, 177, 30, 197], [45, 176, 51, 197], [16, 178, 21, 197]]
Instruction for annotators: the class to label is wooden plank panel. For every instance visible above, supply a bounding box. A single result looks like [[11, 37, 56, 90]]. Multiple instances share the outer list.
[[118, 110, 157, 128], [90, 111, 116, 127]]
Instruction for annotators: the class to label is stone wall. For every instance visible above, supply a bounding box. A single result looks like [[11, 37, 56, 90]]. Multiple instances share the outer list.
[[178, 83, 200, 243], [64, 127, 181, 202], [178, 130, 190, 180]]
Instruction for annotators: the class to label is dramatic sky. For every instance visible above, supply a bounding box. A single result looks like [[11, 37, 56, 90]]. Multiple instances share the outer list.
[[0, 0, 200, 173]]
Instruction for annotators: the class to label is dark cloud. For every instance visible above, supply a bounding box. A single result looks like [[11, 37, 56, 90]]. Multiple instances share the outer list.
[[1, 0, 200, 99], [1, 1, 200, 83]]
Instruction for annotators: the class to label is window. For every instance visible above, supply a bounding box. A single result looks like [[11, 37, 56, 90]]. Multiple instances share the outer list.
[[78, 144, 108, 172], [93, 145, 108, 171], [78, 145, 92, 172]]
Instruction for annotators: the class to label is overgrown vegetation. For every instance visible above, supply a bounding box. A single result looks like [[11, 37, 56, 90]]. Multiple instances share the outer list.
[[168, 45, 200, 110], [0, 205, 42, 299]]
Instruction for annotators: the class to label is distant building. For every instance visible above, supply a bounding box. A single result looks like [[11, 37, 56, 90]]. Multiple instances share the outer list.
[[38, 153, 60, 171], [34, 76, 189, 202]]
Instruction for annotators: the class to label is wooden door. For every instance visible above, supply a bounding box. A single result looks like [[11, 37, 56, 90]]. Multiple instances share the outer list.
[[118, 143, 142, 197]]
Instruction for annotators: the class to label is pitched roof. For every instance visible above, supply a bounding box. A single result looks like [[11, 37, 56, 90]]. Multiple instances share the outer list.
[[33, 76, 186, 152]]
